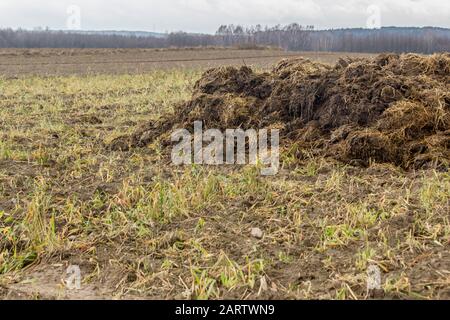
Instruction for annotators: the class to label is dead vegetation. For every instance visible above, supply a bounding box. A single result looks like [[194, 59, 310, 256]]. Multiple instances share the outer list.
[[112, 53, 450, 170]]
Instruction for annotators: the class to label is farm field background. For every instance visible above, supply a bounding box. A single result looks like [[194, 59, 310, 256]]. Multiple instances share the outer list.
[[0, 48, 375, 76], [0, 48, 448, 300]]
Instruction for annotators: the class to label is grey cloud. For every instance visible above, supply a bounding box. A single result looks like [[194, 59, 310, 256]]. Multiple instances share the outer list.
[[0, 0, 448, 33]]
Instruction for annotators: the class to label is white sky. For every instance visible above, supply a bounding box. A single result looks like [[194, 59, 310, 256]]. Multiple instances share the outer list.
[[0, 0, 449, 33]]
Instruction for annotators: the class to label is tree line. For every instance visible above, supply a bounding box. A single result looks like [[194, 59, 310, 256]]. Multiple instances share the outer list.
[[0, 25, 449, 53]]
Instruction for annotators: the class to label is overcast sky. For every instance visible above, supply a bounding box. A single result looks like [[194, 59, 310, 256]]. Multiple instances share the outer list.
[[0, 0, 449, 33]]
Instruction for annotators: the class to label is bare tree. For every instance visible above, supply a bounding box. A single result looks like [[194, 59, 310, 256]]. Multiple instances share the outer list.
[[0, 26, 448, 53]]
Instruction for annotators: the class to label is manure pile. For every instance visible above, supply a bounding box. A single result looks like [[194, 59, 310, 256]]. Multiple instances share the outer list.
[[111, 53, 450, 169]]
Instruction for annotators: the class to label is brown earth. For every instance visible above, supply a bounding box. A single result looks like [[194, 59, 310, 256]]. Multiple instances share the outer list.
[[0, 48, 374, 77], [112, 53, 450, 170]]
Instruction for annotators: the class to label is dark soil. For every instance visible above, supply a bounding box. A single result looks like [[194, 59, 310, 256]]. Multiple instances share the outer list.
[[111, 53, 450, 170]]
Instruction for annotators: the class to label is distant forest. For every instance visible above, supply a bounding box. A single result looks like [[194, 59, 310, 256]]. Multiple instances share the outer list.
[[1, 25, 449, 53]]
